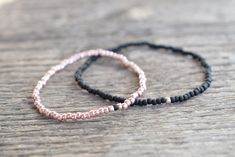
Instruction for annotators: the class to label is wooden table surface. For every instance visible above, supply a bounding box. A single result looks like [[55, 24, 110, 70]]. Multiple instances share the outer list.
[[0, 0, 235, 156]]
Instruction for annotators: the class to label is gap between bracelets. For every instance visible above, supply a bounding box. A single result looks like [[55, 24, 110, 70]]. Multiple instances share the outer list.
[[32, 49, 147, 121], [75, 41, 212, 106]]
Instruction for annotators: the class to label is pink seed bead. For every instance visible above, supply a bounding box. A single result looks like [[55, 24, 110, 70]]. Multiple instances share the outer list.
[[89, 110, 95, 117], [61, 114, 67, 121], [85, 112, 90, 119], [71, 114, 76, 120], [124, 100, 131, 106], [44, 109, 50, 117], [108, 106, 114, 112], [104, 108, 109, 113], [165, 97, 171, 104], [117, 103, 123, 110], [129, 97, 135, 104], [131, 93, 138, 99], [66, 113, 72, 119], [80, 113, 86, 120], [99, 108, 105, 114], [57, 115, 63, 121], [94, 110, 100, 116], [76, 112, 81, 119], [122, 103, 128, 110]]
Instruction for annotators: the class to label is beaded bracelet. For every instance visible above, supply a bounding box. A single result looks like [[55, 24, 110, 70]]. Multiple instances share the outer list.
[[32, 49, 147, 121], [75, 41, 212, 106]]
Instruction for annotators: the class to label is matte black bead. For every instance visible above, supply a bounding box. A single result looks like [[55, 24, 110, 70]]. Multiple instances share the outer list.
[[194, 89, 199, 96], [115, 97, 122, 102], [92, 89, 97, 94], [156, 98, 161, 104], [135, 99, 141, 105], [83, 85, 88, 90], [201, 85, 207, 91], [179, 96, 184, 102], [151, 99, 157, 105], [206, 78, 213, 82], [189, 91, 194, 97], [170, 97, 175, 103], [147, 99, 152, 104], [199, 87, 204, 93], [119, 97, 125, 103], [100, 93, 106, 99], [174, 96, 179, 102], [113, 96, 118, 101], [183, 94, 188, 100], [161, 97, 166, 103], [203, 82, 209, 88], [142, 99, 147, 106], [107, 95, 113, 100], [113, 105, 119, 111]]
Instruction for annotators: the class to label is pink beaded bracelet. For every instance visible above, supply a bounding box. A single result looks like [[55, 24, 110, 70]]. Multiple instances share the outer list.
[[32, 49, 147, 121]]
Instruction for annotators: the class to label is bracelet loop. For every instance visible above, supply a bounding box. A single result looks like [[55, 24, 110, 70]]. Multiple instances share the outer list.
[[32, 49, 147, 121], [75, 41, 212, 106]]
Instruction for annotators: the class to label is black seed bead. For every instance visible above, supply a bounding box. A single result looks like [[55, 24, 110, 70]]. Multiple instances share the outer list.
[[174, 96, 179, 102], [112, 96, 118, 101], [142, 99, 147, 106], [120, 97, 125, 103], [94, 90, 99, 95], [92, 89, 97, 94], [116, 97, 123, 102], [83, 84, 88, 90], [170, 97, 175, 103], [104, 94, 109, 99], [201, 85, 207, 91], [107, 95, 113, 101], [100, 93, 105, 99], [113, 96, 119, 101], [206, 81, 211, 86], [110, 96, 114, 101], [187, 93, 191, 99], [199, 87, 204, 93], [203, 82, 209, 88], [113, 104, 119, 111], [116, 96, 122, 102], [156, 98, 161, 104], [87, 88, 92, 93], [96, 90, 101, 95], [136, 99, 142, 105], [194, 89, 199, 96], [151, 99, 157, 105], [183, 94, 188, 101], [201, 86, 206, 91], [206, 78, 213, 82], [161, 97, 166, 103], [89, 87, 96, 95], [133, 100, 138, 105], [179, 96, 184, 102], [189, 91, 195, 97], [147, 99, 152, 104], [130, 102, 135, 106]]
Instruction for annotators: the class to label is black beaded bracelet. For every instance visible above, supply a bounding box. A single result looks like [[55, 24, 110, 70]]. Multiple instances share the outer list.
[[75, 41, 212, 106]]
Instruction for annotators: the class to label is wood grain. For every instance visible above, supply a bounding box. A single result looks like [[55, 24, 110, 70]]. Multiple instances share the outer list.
[[0, 0, 235, 156]]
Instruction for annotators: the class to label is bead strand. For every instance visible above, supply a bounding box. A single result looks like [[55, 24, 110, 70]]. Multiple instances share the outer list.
[[75, 41, 212, 106], [32, 49, 147, 121]]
